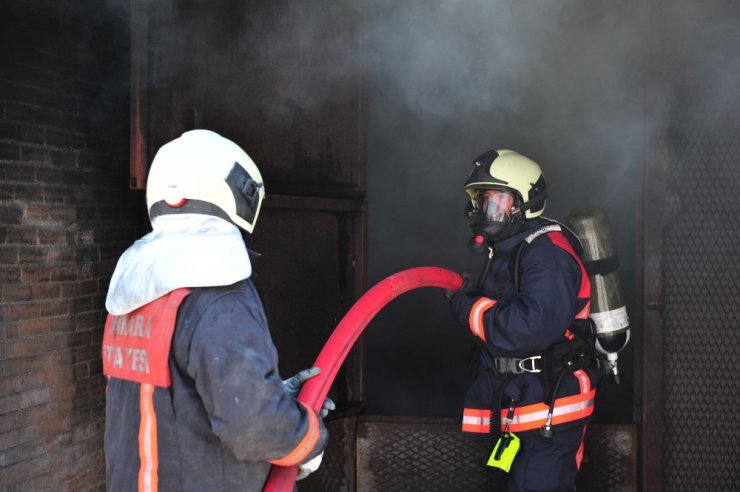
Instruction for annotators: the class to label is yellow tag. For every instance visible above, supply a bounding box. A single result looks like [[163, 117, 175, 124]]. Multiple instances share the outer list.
[[486, 432, 520, 472]]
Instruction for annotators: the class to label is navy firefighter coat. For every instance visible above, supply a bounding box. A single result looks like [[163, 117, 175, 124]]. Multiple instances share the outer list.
[[451, 218, 598, 438], [103, 279, 328, 492]]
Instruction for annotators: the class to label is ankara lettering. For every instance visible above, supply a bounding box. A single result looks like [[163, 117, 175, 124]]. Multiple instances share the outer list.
[[109, 313, 152, 338]]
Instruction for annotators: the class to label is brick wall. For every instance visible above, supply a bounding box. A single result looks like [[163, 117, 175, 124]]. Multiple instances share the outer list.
[[0, 1, 141, 490]]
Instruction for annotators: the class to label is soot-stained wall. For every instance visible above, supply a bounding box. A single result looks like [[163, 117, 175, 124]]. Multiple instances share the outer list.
[[364, 0, 740, 424], [0, 1, 134, 489]]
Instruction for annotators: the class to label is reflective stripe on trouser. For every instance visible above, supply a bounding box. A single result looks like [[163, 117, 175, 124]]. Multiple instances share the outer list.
[[462, 370, 595, 435], [138, 383, 158, 492], [500, 369, 594, 433]]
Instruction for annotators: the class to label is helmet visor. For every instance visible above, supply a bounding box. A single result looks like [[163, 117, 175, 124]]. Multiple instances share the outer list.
[[477, 189, 516, 223]]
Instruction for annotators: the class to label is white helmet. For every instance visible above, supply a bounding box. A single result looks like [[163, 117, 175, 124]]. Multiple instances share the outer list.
[[146, 130, 265, 233]]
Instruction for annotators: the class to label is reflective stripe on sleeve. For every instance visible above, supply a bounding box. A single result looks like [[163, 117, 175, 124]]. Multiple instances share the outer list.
[[461, 408, 491, 434], [138, 383, 158, 492], [468, 298, 496, 342], [269, 402, 321, 467]]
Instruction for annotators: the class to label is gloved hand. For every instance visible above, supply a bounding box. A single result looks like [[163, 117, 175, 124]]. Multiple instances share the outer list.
[[449, 272, 483, 329], [296, 452, 323, 481], [445, 271, 473, 302], [282, 367, 336, 419]]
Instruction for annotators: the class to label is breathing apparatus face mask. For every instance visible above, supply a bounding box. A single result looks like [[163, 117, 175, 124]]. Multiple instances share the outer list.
[[466, 188, 525, 252]]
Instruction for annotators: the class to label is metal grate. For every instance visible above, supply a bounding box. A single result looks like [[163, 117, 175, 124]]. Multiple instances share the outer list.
[[576, 425, 637, 492], [356, 417, 493, 492], [300, 416, 356, 492], [662, 125, 740, 490], [354, 417, 635, 492]]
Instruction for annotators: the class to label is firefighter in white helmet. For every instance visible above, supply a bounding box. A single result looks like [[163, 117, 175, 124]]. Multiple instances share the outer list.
[[103, 130, 332, 491], [450, 149, 599, 491]]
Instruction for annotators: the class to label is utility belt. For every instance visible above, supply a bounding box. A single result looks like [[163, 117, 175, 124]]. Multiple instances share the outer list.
[[483, 336, 599, 378]]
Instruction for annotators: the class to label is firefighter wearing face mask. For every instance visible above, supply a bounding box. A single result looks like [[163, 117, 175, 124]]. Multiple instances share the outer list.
[[450, 149, 599, 492], [102, 130, 332, 492]]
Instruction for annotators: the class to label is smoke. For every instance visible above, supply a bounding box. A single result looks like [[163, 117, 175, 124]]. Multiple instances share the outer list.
[[361, 0, 740, 417]]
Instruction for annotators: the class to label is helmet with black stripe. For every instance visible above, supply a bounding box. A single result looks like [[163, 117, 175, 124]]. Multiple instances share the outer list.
[[146, 130, 265, 233], [464, 149, 547, 245]]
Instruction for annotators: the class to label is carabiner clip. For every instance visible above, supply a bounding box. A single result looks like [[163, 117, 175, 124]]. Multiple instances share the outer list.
[[517, 355, 542, 373]]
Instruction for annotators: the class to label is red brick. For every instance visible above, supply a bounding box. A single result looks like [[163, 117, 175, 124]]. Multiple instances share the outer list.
[[19, 265, 49, 282], [74, 344, 100, 363], [0, 375, 24, 397], [18, 367, 74, 394], [75, 311, 100, 330], [75, 279, 97, 296], [0, 284, 30, 302], [0, 387, 48, 414], [14, 433, 71, 463], [0, 245, 20, 263], [52, 266, 79, 282], [0, 141, 20, 160], [39, 299, 71, 317], [18, 246, 47, 263], [5, 302, 39, 321], [17, 415, 70, 445], [73, 296, 93, 313], [36, 229, 66, 245], [25, 204, 76, 223], [0, 266, 21, 282], [19, 145, 51, 164], [46, 247, 74, 263], [0, 429, 19, 452], [48, 382, 75, 402], [45, 130, 85, 150], [0, 411, 17, 433], [29, 282, 61, 299], [5, 333, 70, 357], [60, 282, 76, 298], [4, 318, 46, 338], [0, 203, 24, 225], [4, 226, 38, 244]]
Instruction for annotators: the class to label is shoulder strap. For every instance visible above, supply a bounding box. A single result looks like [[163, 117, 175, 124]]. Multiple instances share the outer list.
[[513, 223, 562, 295]]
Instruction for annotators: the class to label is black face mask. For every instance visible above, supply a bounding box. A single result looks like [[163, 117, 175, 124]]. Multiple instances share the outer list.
[[465, 200, 525, 254]]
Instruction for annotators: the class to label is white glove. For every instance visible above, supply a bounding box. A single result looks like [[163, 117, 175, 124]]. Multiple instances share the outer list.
[[296, 452, 323, 481]]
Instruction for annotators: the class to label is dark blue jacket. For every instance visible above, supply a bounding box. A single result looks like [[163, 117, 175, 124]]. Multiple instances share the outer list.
[[452, 219, 597, 437], [104, 279, 327, 491]]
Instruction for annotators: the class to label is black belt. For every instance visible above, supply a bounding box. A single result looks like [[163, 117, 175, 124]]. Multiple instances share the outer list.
[[492, 355, 543, 374]]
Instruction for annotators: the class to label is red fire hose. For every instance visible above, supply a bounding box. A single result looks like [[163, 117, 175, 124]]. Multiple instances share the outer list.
[[263, 266, 462, 492]]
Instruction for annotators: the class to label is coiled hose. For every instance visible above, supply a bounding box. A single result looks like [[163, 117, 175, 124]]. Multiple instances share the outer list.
[[263, 266, 463, 492]]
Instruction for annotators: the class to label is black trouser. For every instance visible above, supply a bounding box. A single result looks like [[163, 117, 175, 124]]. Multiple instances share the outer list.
[[503, 424, 586, 492]]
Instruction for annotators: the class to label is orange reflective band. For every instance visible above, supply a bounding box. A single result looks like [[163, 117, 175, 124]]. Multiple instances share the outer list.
[[572, 369, 591, 394], [462, 408, 491, 434], [138, 383, 159, 492], [500, 389, 596, 433], [269, 402, 320, 467], [575, 425, 587, 470], [469, 298, 496, 342]]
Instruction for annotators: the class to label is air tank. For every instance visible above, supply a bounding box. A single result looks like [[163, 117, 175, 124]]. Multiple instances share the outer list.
[[566, 207, 630, 384]]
